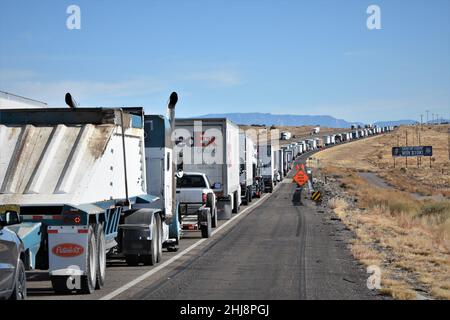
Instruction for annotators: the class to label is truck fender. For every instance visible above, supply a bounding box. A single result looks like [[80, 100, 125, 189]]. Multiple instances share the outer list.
[[122, 209, 161, 235]]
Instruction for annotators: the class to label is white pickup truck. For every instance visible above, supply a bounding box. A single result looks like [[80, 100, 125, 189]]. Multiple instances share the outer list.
[[176, 172, 218, 238]]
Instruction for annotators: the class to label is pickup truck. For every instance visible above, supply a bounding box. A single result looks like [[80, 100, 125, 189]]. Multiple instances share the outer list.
[[176, 172, 218, 238]]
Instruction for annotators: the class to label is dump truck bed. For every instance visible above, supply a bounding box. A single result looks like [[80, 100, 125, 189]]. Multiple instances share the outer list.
[[0, 108, 146, 206]]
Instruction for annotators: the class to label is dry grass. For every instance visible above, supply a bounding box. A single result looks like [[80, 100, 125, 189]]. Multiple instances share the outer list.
[[322, 159, 450, 299], [316, 125, 450, 197]]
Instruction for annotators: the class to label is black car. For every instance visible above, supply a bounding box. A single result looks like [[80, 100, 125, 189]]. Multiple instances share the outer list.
[[0, 208, 27, 300]]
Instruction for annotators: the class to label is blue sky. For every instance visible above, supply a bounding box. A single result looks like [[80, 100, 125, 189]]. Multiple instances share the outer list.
[[0, 0, 449, 123]]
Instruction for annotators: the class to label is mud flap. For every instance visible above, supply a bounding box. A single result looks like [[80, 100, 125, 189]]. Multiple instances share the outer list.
[[197, 207, 210, 226], [48, 226, 89, 277]]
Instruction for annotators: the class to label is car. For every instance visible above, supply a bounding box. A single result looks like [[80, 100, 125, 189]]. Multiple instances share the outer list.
[[0, 207, 27, 300]]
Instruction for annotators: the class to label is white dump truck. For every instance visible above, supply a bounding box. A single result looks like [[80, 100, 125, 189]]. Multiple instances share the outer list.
[[239, 132, 255, 205], [0, 91, 47, 109], [174, 118, 241, 220], [0, 93, 181, 294]]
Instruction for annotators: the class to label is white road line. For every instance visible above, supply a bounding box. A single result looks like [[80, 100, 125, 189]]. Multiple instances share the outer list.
[[100, 186, 279, 300]]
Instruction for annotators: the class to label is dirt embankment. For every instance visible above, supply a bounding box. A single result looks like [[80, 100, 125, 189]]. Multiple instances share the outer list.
[[310, 125, 450, 300], [314, 125, 450, 197]]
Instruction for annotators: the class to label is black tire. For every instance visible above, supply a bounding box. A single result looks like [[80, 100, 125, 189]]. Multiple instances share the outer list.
[[95, 223, 106, 290], [242, 193, 248, 206], [155, 214, 162, 263], [79, 225, 97, 294], [206, 193, 214, 209], [232, 192, 240, 213], [142, 216, 158, 266], [211, 207, 218, 228], [200, 210, 212, 238], [217, 200, 232, 220], [125, 255, 140, 266], [51, 276, 72, 295], [9, 259, 26, 300]]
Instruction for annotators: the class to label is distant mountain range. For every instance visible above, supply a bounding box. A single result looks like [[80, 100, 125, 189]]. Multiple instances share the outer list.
[[196, 113, 419, 128]]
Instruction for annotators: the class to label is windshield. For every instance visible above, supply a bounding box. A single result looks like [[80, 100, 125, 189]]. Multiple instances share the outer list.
[[177, 175, 207, 188]]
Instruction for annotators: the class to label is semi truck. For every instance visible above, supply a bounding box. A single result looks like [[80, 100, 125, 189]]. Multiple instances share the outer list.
[[174, 118, 241, 220], [273, 148, 284, 182], [0, 92, 181, 294], [239, 132, 255, 205], [281, 146, 293, 176], [258, 144, 275, 193], [280, 131, 291, 140]]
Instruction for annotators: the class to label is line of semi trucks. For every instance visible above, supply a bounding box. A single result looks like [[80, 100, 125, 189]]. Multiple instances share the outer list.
[[0, 92, 394, 295]]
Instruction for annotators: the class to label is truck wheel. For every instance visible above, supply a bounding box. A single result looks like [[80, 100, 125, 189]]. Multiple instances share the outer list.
[[206, 193, 214, 209], [211, 207, 218, 228], [242, 193, 248, 206], [51, 276, 72, 294], [142, 217, 158, 266], [156, 214, 163, 263], [125, 255, 140, 266], [79, 225, 97, 294], [232, 192, 240, 213], [217, 200, 232, 220], [9, 259, 26, 300], [200, 210, 212, 238], [95, 223, 106, 289]]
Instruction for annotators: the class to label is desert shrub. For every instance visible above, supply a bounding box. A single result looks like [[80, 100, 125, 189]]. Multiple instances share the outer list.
[[417, 201, 450, 225]]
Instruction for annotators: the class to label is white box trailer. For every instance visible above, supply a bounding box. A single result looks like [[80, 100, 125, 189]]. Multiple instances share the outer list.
[[330, 135, 336, 144], [282, 146, 293, 175], [293, 143, 300, 157], [297, 143, 303, 154], [307, 139, 317, 149], [239, 132, 255, 205], [273, 148, 284, 182], [258, 143, 275, 193], [174, 118, 241, 220], [280, 131, 292, 140], [323, 135, 332, 146]]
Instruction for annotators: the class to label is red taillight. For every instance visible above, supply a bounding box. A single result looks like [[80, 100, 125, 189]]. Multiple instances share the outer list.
[[74, 216, 81, 224], [48, 229, 58, 234], [78, 229, 88, 234], [202, 193, 207, 204]]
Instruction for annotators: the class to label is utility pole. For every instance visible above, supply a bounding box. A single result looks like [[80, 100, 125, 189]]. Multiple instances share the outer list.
[[426, 110, 429, 125], [406, 130, 408, 168], [420, 114, 423, 130]]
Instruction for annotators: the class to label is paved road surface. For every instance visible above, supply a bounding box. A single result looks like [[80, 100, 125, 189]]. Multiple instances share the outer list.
[[27, 152, 382, 300]]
